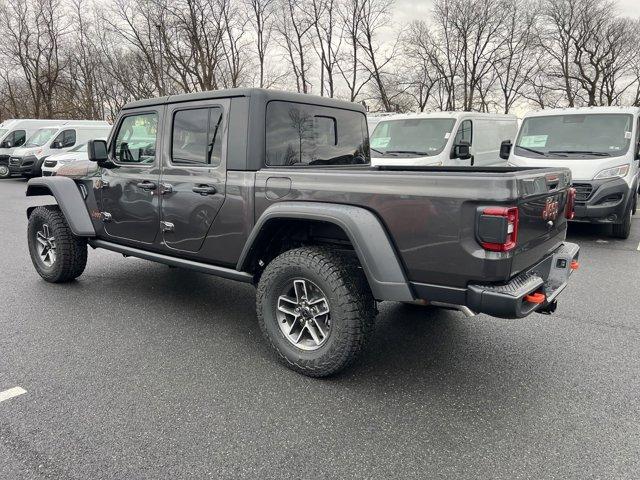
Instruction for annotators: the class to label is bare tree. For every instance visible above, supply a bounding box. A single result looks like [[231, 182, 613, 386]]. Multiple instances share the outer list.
[[309, 0, 342, 97], [335, 0, 371, 102], [401, 21, 442, 111], [493, 0, 540, 113], [277, 0, 314, 93], [246, 0, 277, 88], [357, 0, 397, 111], [0, 0, 70, 117]]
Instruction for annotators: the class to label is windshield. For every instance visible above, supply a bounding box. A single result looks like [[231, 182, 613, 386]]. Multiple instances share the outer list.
[[515, 114, 634, 159], [0, 128, 8, 138], [25, 127, 59, 147], [370, 118, 455, 157]]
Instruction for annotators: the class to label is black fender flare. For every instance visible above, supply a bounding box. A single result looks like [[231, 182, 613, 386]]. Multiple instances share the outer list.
[[26, 176, 96, 237], [237, 202, 414, 302]]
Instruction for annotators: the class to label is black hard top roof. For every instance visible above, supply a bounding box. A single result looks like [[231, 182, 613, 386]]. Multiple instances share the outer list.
[[122, 88, 366, 113]]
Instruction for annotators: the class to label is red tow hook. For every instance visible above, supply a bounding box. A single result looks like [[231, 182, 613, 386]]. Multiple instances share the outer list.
[[570, 260, 580, 271], [524, 292, 546, 304]]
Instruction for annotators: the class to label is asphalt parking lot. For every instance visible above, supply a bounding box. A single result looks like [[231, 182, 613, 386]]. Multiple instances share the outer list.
[[1, 177, 639, 479]]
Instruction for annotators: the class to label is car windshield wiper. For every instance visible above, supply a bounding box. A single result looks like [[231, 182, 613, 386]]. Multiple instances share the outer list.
[[385, 150, 430, 156], [516, 145, 550, 156], [548, 150, 611, 157], [371, 147, 385, 155]]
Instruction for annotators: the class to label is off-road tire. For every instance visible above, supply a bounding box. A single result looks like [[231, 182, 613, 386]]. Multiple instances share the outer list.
[[28, 206, 88, 282], [256, 247, 375, 377], [612, 199, 633, 239]]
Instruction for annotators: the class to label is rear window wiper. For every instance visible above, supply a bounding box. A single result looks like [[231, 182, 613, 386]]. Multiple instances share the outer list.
[[385, 150, 430, 156], [516, 145, 550, 156], [548, 150, 611, 157]]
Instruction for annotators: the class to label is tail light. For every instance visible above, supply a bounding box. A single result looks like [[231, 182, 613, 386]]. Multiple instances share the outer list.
[[565, 187, 576, 219], [477, 206, 519, 252]]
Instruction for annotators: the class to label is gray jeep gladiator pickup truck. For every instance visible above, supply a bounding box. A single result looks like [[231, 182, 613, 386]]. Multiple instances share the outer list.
[[25, 88, 580, 377]]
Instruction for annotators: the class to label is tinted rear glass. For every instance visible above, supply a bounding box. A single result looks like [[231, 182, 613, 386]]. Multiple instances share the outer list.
[[265, 101, 369, 166]]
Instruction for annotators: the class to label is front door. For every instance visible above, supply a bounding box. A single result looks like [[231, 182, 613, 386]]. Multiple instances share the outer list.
[[158, 100, 228, 253], [100, 109, 162, 245]]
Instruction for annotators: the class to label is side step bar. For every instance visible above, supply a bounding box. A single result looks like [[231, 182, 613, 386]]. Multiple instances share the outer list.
[[88, 239, 254, 284]]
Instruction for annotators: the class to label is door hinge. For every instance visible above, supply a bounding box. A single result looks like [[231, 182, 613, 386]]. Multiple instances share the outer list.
[[101, 212, 112, 222], [161, 221, 174, 232]]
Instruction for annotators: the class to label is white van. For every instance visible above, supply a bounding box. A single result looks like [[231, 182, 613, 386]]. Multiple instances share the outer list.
[[9, 121, 111, 177], [369, 112, 518, 168], [505, 107, 639, 239], [0, 119, 66, 179]]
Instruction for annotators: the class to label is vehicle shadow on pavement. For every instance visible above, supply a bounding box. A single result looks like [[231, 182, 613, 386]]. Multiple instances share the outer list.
[[57, 255, 554, 403]]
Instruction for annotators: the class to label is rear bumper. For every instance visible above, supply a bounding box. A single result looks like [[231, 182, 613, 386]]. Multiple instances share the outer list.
[[572, 178, 631, 223], [411, 242, 580, 319]]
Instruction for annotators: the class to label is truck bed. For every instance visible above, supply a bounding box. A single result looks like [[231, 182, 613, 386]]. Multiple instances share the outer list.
[[254, 166, 572, 289]]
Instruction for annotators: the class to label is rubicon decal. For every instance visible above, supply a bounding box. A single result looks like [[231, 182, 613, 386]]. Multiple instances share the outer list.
[[542, 197, 560, 221]]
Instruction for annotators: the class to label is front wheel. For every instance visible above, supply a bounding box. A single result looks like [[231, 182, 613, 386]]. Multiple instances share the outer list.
[[0, 164, 10, 179], [256, 247, 375, 377], [28, 206, 88, 282], [612, 199, 634, 239]]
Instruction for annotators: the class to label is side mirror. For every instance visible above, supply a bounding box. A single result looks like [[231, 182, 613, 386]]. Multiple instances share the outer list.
[[52, 141, 63, 149], [500, 140, 512, 160], [88, 139, 109, 163], [454, 142, 471, 160], [1, 141, 11, 149]]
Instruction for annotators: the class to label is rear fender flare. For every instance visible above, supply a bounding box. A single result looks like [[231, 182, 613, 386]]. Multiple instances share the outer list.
[[238, 202, 414, 302], [26, 176, 96, 237]]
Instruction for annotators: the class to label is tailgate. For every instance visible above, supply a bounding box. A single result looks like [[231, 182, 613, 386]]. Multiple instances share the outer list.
[[511, 170, 571, 276]]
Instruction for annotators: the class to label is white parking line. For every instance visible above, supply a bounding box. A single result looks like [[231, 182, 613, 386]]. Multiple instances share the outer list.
[[0, 387, 27, 403]]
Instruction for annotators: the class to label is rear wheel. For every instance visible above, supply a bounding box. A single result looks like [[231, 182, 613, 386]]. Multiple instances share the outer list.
[[256, 247, 375, 377], [28, 206, 88, 282]]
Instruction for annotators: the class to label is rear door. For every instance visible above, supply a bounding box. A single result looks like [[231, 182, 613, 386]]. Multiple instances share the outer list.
[[100, 109, 162, 245], [158, 99, 228, 253]]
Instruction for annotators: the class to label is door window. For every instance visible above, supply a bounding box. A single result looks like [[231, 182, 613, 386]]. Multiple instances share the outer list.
[[63, 130, 76, 147], [113, 113, 158, 164], [171, 107, 223, 166], [52, 129, 76, 148], [454, 120, 473, 145], [9, 130, 26, 147]]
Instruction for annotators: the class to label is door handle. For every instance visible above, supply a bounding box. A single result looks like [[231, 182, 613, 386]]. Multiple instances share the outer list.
[[136, 181, 157, 191], [192, 184, 217, 195]]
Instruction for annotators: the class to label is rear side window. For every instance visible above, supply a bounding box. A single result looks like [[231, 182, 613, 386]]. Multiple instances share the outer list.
[[265, 101, 369, 166], [113, 113, 158, 164], [172, 107, 223, 166]]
